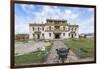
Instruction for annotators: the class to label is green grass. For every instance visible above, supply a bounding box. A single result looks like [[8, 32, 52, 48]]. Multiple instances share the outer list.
[[64, 38, 94, 58], [15, 39, 29, 44], [15, 45, 52, 65], [15, 51, 44, 64]]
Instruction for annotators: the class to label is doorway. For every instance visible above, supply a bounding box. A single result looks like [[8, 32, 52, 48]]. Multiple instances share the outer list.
[[55, 33, 60, 39], [71, 34, 74, 38]]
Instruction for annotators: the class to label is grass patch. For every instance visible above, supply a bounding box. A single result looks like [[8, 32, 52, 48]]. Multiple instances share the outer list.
[[15, 39, 29, 43], [15, 51, 44, 64], [64, 38, 94, 58]]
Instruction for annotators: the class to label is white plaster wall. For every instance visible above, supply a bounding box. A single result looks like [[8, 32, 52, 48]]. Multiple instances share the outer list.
[[66, 26, 68, 31], [68, 27, 79, 38], [60, 32, 63, 39], [60, 26, 63, 30], [44, 32, 54, 40], [29, 25, 79, 39], [45, 26, 49, 30], [75, 28, 79, 38], [51, 26, 54, 30], [29, 26, 33, 39], [66, 32, 70, 39], [60, 32, 68, 39], [29, 26, 46, 39]]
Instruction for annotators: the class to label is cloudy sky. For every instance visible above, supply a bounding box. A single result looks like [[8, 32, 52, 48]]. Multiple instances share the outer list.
[[15, 3, 94, 34]]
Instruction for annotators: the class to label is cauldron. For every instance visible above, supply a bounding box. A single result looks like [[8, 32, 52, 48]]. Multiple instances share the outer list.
[[56, 48, 70, 63]]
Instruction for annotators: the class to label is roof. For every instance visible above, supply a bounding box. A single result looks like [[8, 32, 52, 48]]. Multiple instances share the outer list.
[[46, 19, 67, 25], [80, 33, 94, 36], [29, 19, 78, 27], [29, 24, 45, 26], [68, 25, 79, 27], [46, 19, 67, 22]]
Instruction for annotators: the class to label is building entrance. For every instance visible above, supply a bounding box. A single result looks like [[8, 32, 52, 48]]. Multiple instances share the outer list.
[[71, 34, 74, 38], [55, 33, 60, 39]]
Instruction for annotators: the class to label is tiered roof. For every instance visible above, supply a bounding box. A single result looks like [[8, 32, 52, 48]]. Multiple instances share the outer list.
[[29, 19, 78, 27]]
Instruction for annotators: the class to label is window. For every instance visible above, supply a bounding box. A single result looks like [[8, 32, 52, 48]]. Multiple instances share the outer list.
[[39, 27, 41, 30], [42, 33, 44, 37], [69, 33, 70, 37], [33, 34, 34, 37], [55, 26, 60, 29], [72, 28, 73, 31], [75, 28, 77, 31], [63, 26, 65, 30], [49, 33, 51, 37], [33, 27, 34, 31], [49, 26, 51, 30], [63, 33, 65, 36], [38, 27, 39, 31], [75, 33, 76, 36]]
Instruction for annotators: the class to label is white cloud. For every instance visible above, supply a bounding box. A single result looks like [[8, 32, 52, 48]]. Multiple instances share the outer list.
[[88, 8, 94, 12], [15, 15, 33, 34], [21, 4, 35, 14], [15, 23, 29, 34], [64, 10, 79, 20], [32, 5, 79, 24], [65, 10, 72, 14], [19, 4, 80, 24], [78, 15, 94, 34]]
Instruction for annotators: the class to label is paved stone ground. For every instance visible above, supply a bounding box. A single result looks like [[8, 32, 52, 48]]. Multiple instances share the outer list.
[[45, 40, 79, 64], [15, 40, 51, 56]]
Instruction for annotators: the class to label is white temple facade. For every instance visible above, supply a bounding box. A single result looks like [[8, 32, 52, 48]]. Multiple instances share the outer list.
[[29, 19, 79, 40]]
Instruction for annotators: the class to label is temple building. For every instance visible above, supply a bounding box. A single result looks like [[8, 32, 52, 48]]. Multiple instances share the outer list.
[[29, 19, 79, 40]]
